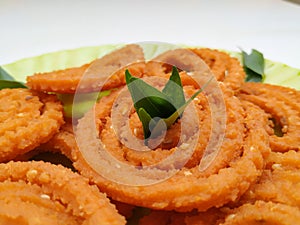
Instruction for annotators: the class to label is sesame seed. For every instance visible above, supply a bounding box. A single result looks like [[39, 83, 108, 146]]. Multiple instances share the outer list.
[[184, 171, 192, 176], [40, 194, 50, 200], [227, 214, 236, 220], [272, 163, 282, 170]]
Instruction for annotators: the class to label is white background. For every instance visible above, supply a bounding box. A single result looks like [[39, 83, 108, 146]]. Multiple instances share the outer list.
[[0, 0, 300, 68]]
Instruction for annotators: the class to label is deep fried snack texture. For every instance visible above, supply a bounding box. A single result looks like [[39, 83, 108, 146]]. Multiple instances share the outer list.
[[0, 88, 64, 162], [29, 123, 137, 219], [35, 122, 76, 160], [220, 201, 300, 225], [146, 48, 245, 91], [191, 48, 246, 91], [26, 44, 145, 93], [239, 82, 300, 152], [95, 85, 243, 176], [73, 85, 269, 212], [183, 208, 226, 225], [0, 161, 126, 225], [240, 150, 300, 208]]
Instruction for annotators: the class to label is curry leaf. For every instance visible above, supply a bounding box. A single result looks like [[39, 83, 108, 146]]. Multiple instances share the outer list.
[[244, 68, 263, 83], [0, 67, 15, 81], [0, 66, 27, 89], [242, 49, 265, 82], [142, 87, 206, 143], [137, 108, 153, 139], [162, 66, 185, 108], [125, 69, 177, 119], [163, 88, 203, 127], [125, 67, 210, 142], [0, 80, 27, 90], [153, 78, 211, 136]]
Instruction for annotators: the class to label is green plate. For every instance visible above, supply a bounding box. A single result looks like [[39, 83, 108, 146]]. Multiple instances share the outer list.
[[2, 43, 300, 90]]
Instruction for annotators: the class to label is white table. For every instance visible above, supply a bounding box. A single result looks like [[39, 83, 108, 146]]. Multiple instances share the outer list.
[[1, 0, 300, 68]]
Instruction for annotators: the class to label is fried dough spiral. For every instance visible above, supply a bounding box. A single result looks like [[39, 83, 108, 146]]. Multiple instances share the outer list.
[[3, 44, 299, 224], [72, 82, 269, 212], [191, 48, 246, 91], [0, 88, 64, 162], [26, 44, 145, 93], [146, 48, 245, 92], [0, 161, 126, 225], [239, 82, 300, 152], [220, 201, 300, 225]]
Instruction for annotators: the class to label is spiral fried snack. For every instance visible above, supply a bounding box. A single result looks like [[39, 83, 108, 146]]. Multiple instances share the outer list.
[[139, 147, 300, 224], [4, 43, 300, 224], [33, 122, 76, 161], [0, 161, 126, 225], [70, 77, 269, 212], [191, 48, 246, 91], [138, 197, 300, 225], [146, 48, 245, 91], [220, 201, 300, 225], [239, 150, 300, 208], [26, 44, 145, 93], [238, 82, 300, 152], [25, 123, 136, 220], [0, 88, 64, 162]]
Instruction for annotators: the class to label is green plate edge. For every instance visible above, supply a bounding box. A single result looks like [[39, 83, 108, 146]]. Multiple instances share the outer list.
[[2, 43, 300, 90]]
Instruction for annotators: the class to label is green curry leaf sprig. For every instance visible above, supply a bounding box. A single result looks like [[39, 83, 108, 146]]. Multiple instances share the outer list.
[[125, 66, 208, 143], [0, 67, 27, 89], [242, 49, 265, 82]]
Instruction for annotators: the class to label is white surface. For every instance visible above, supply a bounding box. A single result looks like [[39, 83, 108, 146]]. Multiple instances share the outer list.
[[0, 0, 300, 68]]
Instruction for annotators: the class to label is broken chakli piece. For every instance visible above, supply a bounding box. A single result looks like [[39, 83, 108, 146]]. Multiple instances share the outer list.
[[0, 161, 126, 225], [0, 88, 64, 162], [1, 44, 300, 224]]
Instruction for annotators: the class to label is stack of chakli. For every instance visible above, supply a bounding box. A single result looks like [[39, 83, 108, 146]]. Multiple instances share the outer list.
[[0, 44, 299, 224]]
